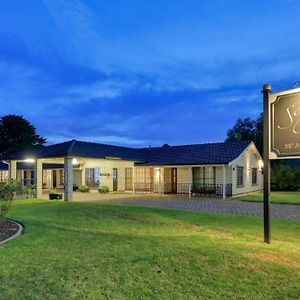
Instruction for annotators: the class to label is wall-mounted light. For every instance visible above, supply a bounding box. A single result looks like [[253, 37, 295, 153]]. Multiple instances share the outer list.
[[24, 158, 35, 163], [258, 159, 264, 170], [72, 158, 78, 165]]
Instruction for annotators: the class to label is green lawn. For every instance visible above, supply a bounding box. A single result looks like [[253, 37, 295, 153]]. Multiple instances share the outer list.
[[236, 191, 300, 205], [1, 199, 300, 299]]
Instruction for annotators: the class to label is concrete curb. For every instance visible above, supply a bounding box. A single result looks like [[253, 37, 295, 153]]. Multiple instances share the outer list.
[[0, 219, 23, 246]]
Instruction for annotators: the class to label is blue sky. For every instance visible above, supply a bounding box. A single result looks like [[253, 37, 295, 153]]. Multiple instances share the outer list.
[[1, 0, 300, 146]]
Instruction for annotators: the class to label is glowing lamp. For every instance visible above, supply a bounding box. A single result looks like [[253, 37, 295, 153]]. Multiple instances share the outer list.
[[24, 158, 35, 163]]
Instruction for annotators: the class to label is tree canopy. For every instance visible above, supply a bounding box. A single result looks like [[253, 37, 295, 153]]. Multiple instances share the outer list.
[[0, 115, 46, 154], [225, 113, 263, 155]]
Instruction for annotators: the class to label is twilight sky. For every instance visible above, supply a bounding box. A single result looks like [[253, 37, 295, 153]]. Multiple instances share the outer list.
[[1, 0, 300, 146]]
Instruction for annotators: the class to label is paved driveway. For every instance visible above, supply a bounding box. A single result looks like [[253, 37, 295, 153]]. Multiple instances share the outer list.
[[74, 192, 300, 221]]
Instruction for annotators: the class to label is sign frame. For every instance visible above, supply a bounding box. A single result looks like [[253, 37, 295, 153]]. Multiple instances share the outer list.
[[263, 84, 300, 244], [268, 87, 300, 160]]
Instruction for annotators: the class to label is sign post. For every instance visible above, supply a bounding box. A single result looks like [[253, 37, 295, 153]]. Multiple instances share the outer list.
[[262, 84, 271, 244], [262, 83, 300, 243]]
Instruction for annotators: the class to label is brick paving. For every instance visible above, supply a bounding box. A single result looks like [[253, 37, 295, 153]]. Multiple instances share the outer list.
[[74, 192, 300, 221]]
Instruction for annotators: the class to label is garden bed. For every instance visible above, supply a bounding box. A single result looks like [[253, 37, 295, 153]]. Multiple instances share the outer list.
[[0, 219, 20, 243]]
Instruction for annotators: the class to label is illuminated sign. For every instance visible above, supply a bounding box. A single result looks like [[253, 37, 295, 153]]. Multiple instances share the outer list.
[[270, 89, 300, 158]]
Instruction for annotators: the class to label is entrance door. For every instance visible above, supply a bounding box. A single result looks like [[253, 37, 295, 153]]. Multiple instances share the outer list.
[[113, 168, 118, 191], [52, 170, 57, 188], [171, 168, 177, 193]]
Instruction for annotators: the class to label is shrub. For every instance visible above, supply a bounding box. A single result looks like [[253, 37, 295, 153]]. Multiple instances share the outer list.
[[22, 185, 35, 199], [271, 165, 300, 191], [49, 188, 58, 195], [78, 185, 89, 193], [0, 180, 16, 221], [98, 185, 109, 193]]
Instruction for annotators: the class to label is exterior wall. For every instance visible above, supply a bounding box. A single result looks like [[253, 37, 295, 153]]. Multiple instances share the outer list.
[[231, 145, 263, 196], [153, 167, 163, 192], [73, 169, 82, 187], [0, 170, 8, 180], [215, 166, 232, 184], [163, 168, 172, 193], [83, 158, 134, 191], [177, 167, 189, 183], [42, 169, 52, 189], [177, 167, 189, 193]]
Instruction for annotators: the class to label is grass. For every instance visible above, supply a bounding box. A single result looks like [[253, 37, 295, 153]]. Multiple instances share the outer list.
[[1, 199, 300, 299], [236, 191, 300, 205]]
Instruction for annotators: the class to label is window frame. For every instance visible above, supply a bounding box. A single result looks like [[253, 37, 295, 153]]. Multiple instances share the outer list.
[[252, 167, 258, 186], [236, 166, 244, 188]]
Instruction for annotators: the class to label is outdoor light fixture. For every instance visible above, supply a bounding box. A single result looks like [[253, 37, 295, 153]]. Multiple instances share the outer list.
[[72, 158, 78, 165], [258, 160, 264, 170], [24, 158, 35, 163]]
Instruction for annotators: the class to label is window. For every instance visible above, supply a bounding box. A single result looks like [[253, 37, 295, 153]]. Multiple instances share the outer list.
[[252, 168, 257, 186], [125, 168, 133, 190], [85, 168, 100, 188], [236, 167, 244, 187], [135, 168, 153, 191], [59, 170, 64, 185]]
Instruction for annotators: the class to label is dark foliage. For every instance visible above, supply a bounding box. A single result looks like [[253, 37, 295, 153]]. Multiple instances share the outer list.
[[0, 115, 46, 154], [271, 164, 300, 191], [226, 113, 263, 155]]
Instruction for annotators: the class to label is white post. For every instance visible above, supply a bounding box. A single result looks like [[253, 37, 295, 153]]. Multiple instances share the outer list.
[[64, 157, 73, 201], [9, 160, 17, 180], [34, 159, 43, 198], [222, 164, 226, 200], [157, 168, 160, 194], [188, 167, 192, 198], [132, 166, 135, 195], [159, 167, 165, 195]]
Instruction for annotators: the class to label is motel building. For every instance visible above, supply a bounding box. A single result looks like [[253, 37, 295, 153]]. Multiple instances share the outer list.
[[0, 139, 263, 201]]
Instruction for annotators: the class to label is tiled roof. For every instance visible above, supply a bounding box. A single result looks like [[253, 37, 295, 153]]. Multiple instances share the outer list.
[[139, 140, 252, 165], [0, 140, 253, 166]]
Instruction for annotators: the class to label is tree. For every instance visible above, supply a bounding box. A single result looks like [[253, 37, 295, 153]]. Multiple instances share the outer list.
[[225, 114, 263, 155], [271, 164, 300, 191], [0, 115, 46, 154], [254, 113, 263, 155]]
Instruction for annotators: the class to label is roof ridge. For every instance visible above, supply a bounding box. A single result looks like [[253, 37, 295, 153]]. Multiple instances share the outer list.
[[142, 140, 252, 150], [74, 139, 141, 150], [67, 139, 77, 155]]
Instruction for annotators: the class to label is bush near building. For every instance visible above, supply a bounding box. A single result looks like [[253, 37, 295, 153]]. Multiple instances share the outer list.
[[0, 180, 16, 220], [271, 164, 300, 191]]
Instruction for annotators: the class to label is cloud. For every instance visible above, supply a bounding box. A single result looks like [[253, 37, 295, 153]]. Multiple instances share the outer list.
[[1, 0, 300, 146]]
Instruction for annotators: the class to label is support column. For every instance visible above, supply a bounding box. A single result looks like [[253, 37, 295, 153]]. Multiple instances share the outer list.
[[188, 167, 192, 198], [222, 165, 226, 200], [159, 168, 162, 195], [64, 157, 73, 201], [9, 160, 17, 180], [132, 166, 135, 195], [81, 167, 86, 186], [34, 159, 43, 198]]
